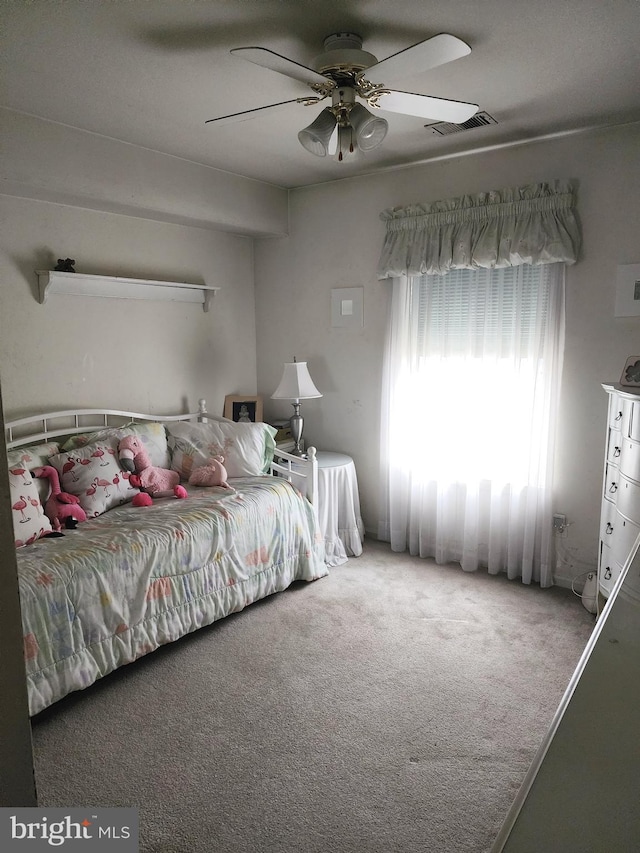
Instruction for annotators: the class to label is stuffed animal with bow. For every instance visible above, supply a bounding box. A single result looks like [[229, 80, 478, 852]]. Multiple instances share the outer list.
[[118, 434, 187, 506], [33, 465, 87, 530], [188, 455, 233, 489]]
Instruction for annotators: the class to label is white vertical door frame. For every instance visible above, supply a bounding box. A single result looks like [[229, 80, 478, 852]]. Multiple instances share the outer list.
[[0, 375, 37, 806]]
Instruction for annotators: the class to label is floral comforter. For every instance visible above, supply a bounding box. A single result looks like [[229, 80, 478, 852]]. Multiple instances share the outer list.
[[17, 477, 327, 715]]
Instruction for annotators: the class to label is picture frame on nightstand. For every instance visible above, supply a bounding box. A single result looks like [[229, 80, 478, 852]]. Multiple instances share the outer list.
[[224, 395, 263, 422]]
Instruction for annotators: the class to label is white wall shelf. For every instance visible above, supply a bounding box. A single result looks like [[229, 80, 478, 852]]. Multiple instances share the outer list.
[[35, 270, 220, 312]]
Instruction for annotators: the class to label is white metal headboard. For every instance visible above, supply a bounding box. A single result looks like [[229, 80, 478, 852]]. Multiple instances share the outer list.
[[4, 398, 318, 505], [4, 398, 210, 448]]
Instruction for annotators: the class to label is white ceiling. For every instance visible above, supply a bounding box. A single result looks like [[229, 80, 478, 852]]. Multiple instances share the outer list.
[[2, 0, 640, 190]]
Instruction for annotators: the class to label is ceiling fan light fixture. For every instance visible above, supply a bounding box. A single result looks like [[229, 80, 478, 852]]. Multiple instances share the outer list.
[[298, 108, 337, 157], [349, 102, 388, 151]]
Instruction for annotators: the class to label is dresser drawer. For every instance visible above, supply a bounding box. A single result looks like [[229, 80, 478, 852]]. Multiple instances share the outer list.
[[609, 399, 625, 431], [610, 512, 640, 565], [615, 473, 640, 521], [599, 548, 623, 598], [600, 499, 616, 542], [620, 438, 640, 482], [607, 431, 623, 465], [603, 462, 620, 504]]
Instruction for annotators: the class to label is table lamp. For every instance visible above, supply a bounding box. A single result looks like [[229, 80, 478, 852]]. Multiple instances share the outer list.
[[271, 358, 322, 456]]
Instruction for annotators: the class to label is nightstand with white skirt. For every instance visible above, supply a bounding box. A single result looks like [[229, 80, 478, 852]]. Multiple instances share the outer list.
[[312, 452, 364, 566], [286, 451, 363, 566]]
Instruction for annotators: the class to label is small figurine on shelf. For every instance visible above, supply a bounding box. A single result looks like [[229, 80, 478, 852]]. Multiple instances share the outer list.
[[54, 258, 76, 272]]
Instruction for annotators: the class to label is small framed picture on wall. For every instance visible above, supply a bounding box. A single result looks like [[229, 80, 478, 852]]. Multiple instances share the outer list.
[[224, 395, 263, 422]]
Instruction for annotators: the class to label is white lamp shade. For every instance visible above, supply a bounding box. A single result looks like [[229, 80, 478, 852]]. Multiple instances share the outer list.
[[271, 361, 322, 400], [298, 109, 337, 157], [350, 103, 388, 151]]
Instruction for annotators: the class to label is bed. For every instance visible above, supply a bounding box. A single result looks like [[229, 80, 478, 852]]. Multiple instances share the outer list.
[[5, 400, 327, 716]]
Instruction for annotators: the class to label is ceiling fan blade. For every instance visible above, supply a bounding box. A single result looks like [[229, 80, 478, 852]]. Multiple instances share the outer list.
[[364, 33, 471, 83], [231, 46, 333, 89], [378, 89, 478, 124], [206, 98, 301, 127]]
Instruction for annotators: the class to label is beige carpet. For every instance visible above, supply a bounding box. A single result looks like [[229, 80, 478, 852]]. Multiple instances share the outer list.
[[32, 539, 595, 852]]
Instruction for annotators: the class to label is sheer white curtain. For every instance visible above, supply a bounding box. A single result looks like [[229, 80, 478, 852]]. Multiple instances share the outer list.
[[377, 182, 580, 586], [378, 265, 565, 585]]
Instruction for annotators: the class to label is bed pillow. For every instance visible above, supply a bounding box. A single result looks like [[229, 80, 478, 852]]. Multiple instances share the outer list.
[[49, 438, 139, 518], [166, 420, 277, 479], [8, 441, 61, 504], [61, 422, 170, 467], [8, 464, 52, 547], [8, 441, 61, 470]]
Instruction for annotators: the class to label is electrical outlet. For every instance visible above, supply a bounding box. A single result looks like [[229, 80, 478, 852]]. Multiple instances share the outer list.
[[553, 513, 567, 532]]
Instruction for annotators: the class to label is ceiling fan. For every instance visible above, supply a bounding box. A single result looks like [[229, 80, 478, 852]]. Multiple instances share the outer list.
[[206, 32, 479, 161]]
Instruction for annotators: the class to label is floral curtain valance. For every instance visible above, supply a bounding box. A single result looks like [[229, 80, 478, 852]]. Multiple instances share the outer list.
[[377, 180, 581, 278]]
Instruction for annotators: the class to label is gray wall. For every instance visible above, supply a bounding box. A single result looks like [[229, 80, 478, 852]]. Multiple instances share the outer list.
[[0, 110, 291, 419], [255, 122, 640, 587], [0, 195, 256, 418]]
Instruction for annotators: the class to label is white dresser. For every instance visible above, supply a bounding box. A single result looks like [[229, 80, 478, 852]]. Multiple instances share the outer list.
[[599, 383, 640, 598]]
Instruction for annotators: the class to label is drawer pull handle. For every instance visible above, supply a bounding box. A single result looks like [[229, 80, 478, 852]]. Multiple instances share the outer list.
[[604, 567, 612, 580], [609, 482, 618, 493], [606, 523, 614, 534], [615, 411, 623, 421], [614, 446, 621, 458]]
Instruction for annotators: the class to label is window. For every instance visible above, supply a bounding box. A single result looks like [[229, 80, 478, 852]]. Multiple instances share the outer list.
[[380, 263, 565, 584]]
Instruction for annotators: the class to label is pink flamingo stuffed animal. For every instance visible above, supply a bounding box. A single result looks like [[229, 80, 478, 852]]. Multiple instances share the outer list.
[[33, 465, 87, 531], [118, 435, 187, 506]]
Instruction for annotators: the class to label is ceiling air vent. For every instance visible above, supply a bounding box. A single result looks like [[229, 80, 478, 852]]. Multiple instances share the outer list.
[[427, 111, 497, 136]]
